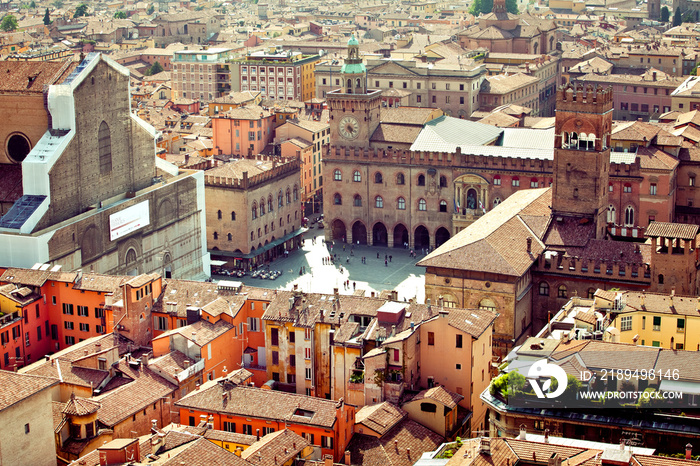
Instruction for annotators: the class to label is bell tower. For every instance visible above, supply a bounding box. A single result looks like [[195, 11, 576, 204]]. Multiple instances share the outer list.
[[552, 84, 613, 239], [327, 35, 382, 149]]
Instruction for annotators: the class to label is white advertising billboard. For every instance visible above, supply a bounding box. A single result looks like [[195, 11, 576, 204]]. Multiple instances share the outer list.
[[109, 200, 150, 241]]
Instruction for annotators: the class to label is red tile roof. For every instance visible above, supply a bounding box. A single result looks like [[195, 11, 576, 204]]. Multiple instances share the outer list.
[[0, 370, 58, 411]]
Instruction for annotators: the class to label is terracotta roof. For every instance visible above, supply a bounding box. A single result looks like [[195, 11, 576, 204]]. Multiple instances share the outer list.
[[410, 385, 463, 409], [0, 370, 58, 411], [152, 279, 221, 317], [161, 437, 247, 466], [155, 319, 234, 346], [241, 429, 310, 464], [632, 454, 699, 466], [203, 429, 257, 445], [355, 402, 407, 436], [347, 418, 443, 466], [0, 60, 77, 93], [617, 291, 700, 318], [175, 383, 342, 429], [148, 350, 194, 380], [612, 121, 661, 142], [446, 308, 498, 338], [379, 106, 441, 125], [418, 188, 551, 276], [482, 73, 539, 94], [95, 359, 177, 427], [637, 146, 679, 171], [216, 105, 272, 121], [160, 430, 201, 452], [52, 401, 67, 431], [646, 221, 699, 239], [63, 393, 101, 416], [370, 123, 423, 144]]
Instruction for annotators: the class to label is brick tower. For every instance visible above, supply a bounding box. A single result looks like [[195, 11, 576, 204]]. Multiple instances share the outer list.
[[552, 84, 613, 239], [327, 35, 382, 149]]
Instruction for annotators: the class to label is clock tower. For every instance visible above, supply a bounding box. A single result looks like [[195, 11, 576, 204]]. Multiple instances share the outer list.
[[327, 34, 382, 149]]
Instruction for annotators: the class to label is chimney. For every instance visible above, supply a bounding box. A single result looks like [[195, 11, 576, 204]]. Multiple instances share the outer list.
[[480, 438, 491, 455], [345, 450, 351, 465], [519, 424, 526, 440], [256, 428, 260, 440], [151, 419, 158, 430], [324, 454, 334, 466], [95, 342, 101, 353], [184, 360, 190, 368], [526, 237, 532, 253], [289, 297, 295, 310], [686, 443, 693, 460], [620, 438, 625, 450], [544, 429, 550, 443], [548, 453, 562, 466], [141, 354, 148, 368]]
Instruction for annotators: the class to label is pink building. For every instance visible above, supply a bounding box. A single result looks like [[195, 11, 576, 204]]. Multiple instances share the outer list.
[[212, 106, 274, 156]]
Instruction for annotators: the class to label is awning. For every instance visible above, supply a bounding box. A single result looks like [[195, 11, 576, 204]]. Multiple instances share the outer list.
[[244, 346, 258, 354], [210, 260, 228, 266], [209, 227, 307, 260], [659, 379, 700, 395]]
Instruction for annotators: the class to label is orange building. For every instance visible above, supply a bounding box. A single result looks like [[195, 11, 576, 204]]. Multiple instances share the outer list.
[[150, 280, 272, 387], [212, 106, 274, 157], [175, 381, 355, 462]]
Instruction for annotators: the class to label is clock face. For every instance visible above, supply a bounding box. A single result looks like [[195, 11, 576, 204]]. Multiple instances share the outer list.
[[338, 116, 360, 140]]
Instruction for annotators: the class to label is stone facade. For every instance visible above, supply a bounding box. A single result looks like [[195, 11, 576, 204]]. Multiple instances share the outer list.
[[0, 54, 209, 280]]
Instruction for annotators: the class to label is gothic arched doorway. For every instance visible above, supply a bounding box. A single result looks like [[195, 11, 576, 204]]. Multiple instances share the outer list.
[[393, 224, 408, 248], [352, 221, 367, 245], [372, 222, 388, 246], [414, 225, 429, 250], [435, 227, 450, 248], [331, 219, 346, 242]]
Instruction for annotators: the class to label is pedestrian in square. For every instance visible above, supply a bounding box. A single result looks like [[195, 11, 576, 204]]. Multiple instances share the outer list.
[[389, 255, 392, 262], [385, 259, 388, 267]]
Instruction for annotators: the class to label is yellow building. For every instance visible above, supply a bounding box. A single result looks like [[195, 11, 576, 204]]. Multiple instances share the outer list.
[[602, 290, 700, 350]]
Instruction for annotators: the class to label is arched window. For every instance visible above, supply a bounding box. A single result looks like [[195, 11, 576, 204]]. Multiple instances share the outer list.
[[439, 175, 447, 188], [231, 211, 236, 221], [530, 178, 539, 188], [398, 197, 406, 210], [347, 78, 351, 88], [607, 205, 616, 223], [439, 200, 447, 212], [286, 189, 291, 204], [374, 172, 383, 184], [260, 199, 265, 215], [396, 173, 405, 185], [293, 186, 298, 201], [493, 198, 501, 206], [479, 298, 496, 312], [217, 210, 222, 219], [493, 174, 501, 186], [264, 225, 268, 234], [356, 78, 361, 88], [558, 285, 567, 299], [353, 195, 362, 206], [587, 288, 596, 299], [512, 176, 520, 187], [375, 196, 383, 208], [658, 274, 664, 284], [227, 233, 232, 241], [334, 193, 342, 205], [334, 169, 342, 181], [539, 282, 549, 296], [258, 228, 261, 238], [623, 183, 632, 193], [353, 170, 361, 182], [98, 121, 112, 175], [417, 174, 425, 186], [268, 196, 273, 212], [250, 232, 254, 241], [278, 190, 283, 207], [418, 199, 427, 211], [252, 203, 257, 219], [624, 205, 634, 226], [213, 232, 218, 240]]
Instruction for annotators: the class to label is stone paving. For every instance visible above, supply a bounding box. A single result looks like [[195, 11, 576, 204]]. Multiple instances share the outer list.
[[214, 222, 426, 303]]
